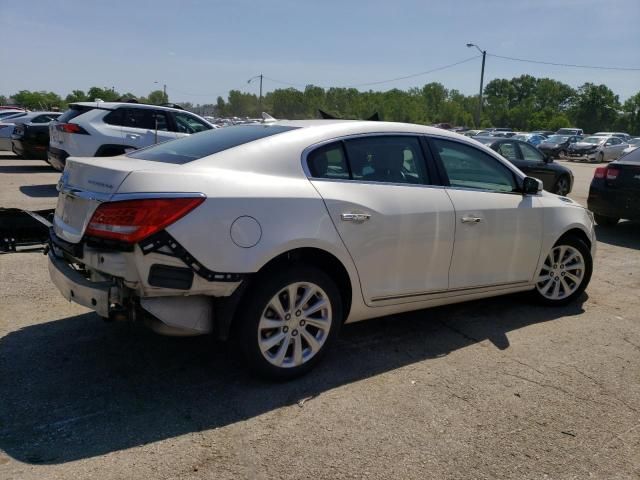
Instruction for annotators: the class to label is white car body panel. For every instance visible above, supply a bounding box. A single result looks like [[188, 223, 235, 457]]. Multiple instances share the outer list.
[[310, 179, 455, 304], [48, 120, 597, 335]]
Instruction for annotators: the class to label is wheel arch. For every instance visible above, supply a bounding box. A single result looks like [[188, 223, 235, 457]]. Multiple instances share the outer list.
[[556, 227, 592, 251], [215, 246, 354, 341]]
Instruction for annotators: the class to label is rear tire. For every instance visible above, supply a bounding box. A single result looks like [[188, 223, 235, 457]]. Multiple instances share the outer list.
[[594, 214, 619, 226], [531, 235, 592, 306], [236, 265, 342, 380]]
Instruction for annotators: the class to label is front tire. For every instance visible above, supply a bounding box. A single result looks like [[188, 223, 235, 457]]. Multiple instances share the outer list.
[[532, 235, 592, 306], [237, 265, 342, 380]]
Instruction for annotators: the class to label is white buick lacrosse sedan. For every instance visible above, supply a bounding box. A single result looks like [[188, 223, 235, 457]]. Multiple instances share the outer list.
[[49, 120, 595, 378]]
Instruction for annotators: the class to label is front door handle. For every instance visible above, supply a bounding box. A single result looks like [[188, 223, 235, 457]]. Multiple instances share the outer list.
[[341, 212, 371, 223], [461, 216, 482, 224]]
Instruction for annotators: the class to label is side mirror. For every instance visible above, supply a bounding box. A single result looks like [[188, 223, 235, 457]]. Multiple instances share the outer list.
[[543, 154, 552, 163], [522, 176, 543, 195]]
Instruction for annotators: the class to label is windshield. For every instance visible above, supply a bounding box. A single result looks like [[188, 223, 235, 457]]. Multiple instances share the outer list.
[[556, 129, 577, 134], [127, 124, 299, 164], [513, 135, 527, 141], [583, 136, 606, 144], [545, 135, 568, 143]]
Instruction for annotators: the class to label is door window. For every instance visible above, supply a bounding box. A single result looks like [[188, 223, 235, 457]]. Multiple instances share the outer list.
[[119, 108, 169, 131], [497, 142, 518, 161], [344, 136, 429, 184], [31, 114, 59, 123], [432, 138, 517, 193], [173, 112, 210, 134], [307, 142, 350, 179], [519, 142, 545, 162]]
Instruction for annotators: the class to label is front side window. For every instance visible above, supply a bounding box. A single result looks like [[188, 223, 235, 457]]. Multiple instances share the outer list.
[[173, 112, 211, 134], [519, 143, 544, 162], [344, 136, 429, 184], [432, 138, 517, 193]]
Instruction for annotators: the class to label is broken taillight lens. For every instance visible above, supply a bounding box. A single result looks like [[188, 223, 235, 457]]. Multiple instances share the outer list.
[[85, 197, 205, 243]]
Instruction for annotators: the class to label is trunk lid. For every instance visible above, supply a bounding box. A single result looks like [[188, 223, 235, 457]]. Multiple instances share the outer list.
[[53, 156, 171, 243]]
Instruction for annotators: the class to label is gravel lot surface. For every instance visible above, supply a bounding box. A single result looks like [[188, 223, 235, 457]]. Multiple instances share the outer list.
[[1, 152, 638, 479]]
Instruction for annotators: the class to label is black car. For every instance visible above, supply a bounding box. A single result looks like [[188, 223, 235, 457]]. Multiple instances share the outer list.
[[538, 134, 583, 158], [11, 121, 55, 159], [474, 136, 574, 195], [587, 146, 640, 226]]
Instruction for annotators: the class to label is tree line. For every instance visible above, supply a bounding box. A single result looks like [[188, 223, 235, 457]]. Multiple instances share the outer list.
[[3, 75, 639, 134]]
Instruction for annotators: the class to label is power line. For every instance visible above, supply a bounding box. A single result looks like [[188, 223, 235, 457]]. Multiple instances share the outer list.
[[263, 55, 481, 90], [489, 53, 640, 72], [344, 55, 481, 88]]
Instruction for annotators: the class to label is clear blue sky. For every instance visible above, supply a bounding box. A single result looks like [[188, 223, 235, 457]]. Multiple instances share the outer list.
[[1, 0, 639, 103]]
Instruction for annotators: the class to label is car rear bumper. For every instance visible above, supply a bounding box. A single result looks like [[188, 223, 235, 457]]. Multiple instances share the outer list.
[[48, 146, 69, 171], [588, 183, 640, 221], [48, 250, 113, 317]]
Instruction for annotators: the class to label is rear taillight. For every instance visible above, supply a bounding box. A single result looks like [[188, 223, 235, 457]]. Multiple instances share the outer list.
[[606, 168, 620, 180], [594, 167, 607, 179], [85, 197, 205, 243], [56, 123, 90, 135]]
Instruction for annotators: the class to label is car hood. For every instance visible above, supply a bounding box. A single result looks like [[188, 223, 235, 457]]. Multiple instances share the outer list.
[[570, 142, 601, 150]]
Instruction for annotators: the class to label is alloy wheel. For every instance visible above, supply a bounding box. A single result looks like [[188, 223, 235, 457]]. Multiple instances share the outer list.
[[257, 282, 332, 368], [536, 245, 585, 300]]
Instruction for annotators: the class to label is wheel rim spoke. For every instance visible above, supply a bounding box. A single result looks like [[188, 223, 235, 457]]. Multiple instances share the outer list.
[[292, 334, 303, 366], [565, 271, 581, 283], [303, 299, 327, 317], [560, 277, 572, 296], [272, 336, 290, 366], [259, 317, 284, 330], [300, 328, 321, 353], [268, 298, 286, 321], [296, 285, 316, 310], [538, 278, 554, 295], [302, 316, 329, 330], [260, 331, 287, 353]]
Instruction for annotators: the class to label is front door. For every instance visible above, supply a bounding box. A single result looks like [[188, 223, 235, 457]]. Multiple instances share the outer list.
[[307, 135, 456, 305], [430, 137, 543, 290]]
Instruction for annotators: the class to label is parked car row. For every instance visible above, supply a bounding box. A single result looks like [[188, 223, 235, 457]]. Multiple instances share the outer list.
[[0, 111, 61, 156]]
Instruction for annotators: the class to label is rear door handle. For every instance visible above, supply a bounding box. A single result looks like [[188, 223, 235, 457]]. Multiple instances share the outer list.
[[341, 213, 371, 223], [461, 216, 482, 224]]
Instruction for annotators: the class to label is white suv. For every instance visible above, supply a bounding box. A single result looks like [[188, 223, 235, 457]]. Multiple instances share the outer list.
[[48, 102, 213, 171]]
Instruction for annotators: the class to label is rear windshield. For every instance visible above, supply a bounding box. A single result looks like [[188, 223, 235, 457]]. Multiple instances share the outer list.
[[56, 105, 96, 123], [127, 124, 299, 164]]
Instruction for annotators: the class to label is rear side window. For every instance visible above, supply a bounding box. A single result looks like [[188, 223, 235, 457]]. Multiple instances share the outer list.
[[31, 114, 59, 123], [57, 105, 94, 123], [307, 143, 349, 179], [127, 124, 298, 164], [119, 108, 169, 131]]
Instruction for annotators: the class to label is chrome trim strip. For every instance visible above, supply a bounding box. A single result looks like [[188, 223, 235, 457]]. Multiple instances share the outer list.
[[371, 280, 532, 303]]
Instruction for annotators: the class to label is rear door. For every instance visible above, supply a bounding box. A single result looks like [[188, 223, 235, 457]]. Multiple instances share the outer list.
[[307, 135, 456, 305], [120, 108, 174, 150], [430, 137, 543, 289]]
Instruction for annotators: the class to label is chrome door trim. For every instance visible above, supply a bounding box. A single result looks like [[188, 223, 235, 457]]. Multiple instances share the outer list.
[[370, 280, 532, 303]]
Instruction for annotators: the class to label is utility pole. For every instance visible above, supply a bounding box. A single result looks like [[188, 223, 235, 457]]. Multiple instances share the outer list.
[[248, 74, 263, 112], [163, 83, 167, 103], [467, 43, 486, 128]]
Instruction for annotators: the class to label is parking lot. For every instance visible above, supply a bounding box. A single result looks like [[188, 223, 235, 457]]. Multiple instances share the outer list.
[[0, 152, 638, 479]]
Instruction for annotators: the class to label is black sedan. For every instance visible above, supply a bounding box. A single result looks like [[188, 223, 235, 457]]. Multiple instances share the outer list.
[[474, 136, 574, 195], [538, 134, 582, 158], [587, 147, 640, 226], [11, 121, 52, 159]]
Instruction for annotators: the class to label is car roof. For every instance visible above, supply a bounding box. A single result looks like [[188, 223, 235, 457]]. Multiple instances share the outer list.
[[70, 102, 193, 113]]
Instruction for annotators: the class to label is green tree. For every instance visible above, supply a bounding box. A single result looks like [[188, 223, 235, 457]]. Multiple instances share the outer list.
[[147, 89, 168, 104], [87, 86, 120, 102], [616, 91, 640, 135], [568, 83, 620, 133], [65, 90, 88, 104], [12, 90, 63, 110]]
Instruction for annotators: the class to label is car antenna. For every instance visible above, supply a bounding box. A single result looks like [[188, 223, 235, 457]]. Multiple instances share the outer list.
[[261, 112, 277, 123]]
